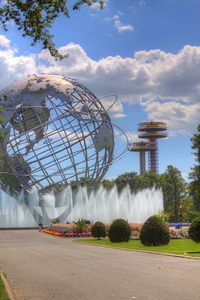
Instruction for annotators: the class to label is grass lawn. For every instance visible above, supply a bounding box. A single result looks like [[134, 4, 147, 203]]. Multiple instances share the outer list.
[[77, 238, 200, 257], [0, 275, 10, 300]]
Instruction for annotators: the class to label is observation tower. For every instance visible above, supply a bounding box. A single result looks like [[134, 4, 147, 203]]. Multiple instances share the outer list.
[[128, 141, 155, 175], [138, 121, 167, 174]]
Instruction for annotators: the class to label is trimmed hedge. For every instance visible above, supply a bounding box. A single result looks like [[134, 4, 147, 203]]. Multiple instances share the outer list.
[[108, 219, 131, 243], [91, 222, 106, 240], [140, 215, 170, 246], [189, 217, 200, 243]]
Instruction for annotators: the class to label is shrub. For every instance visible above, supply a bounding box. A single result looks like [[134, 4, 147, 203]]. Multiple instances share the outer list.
[[91, 222, 106, 240], [51, 218, 60, 224], [188, 217, 200, 242], [108, 219, 131, 242], [140, 215, 170, 246], [73, 218, 87, 233]]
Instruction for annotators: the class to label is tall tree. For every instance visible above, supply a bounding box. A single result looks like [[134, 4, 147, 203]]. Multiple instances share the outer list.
[[101, 179, 114, 190], [160, 165, 186, 222], [138, 172, 161, 190], [114, 172, 141, 193], [189, 124, 200, 210], [0, 0, 104, 60], [114, 171, 162, 193]]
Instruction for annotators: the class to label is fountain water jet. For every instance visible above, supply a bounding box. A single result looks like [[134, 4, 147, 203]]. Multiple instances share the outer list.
[[0, 185, 163, 227], [0, 188, 37, 227], [68, 185, 163, 223]]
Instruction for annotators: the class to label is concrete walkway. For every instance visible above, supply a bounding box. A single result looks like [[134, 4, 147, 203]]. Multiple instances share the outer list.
[[0, 231, 200, 300]]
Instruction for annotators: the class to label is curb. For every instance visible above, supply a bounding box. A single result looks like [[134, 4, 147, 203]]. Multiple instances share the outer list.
[[75, 240, 200, 261], [0, 273, 15, 300]]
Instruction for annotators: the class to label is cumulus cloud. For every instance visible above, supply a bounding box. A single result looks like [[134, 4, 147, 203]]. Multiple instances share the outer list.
[[125, 131, 140, 143], [100, 96, 126, 118], [91, 0, 108, 9], [0, 35, 200, 134], [0, 44, 37, 89], [113, 15, 134, 33], [142, 100, 200, 135], [0, 35, 10, 48]]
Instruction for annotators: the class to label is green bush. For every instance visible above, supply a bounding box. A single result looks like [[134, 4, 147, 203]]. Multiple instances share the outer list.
[[188, 217, 200, 243], [52, 218, 60, 224], [108, 219, 131, 243], [91, 222, 106, 240], [140, 215, 170, 246], [73, 218, 87, 233]]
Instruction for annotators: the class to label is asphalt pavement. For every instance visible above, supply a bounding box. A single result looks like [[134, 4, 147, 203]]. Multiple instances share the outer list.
[[0, 230, 200, 300]]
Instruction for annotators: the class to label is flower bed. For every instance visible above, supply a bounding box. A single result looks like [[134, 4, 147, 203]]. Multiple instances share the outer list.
[[42, 226, 92, 238], [169, 227, 189, 239], [64, 231, 92, 238], [42, 228, 64, 236]]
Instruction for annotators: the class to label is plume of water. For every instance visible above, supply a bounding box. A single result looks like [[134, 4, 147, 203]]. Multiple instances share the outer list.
[[0, 188, 37, 227], [0, 185, 163, 227], [67, 185, 163, 223]]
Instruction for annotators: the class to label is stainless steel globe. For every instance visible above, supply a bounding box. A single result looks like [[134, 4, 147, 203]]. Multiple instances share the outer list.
[[0, 74, 114, 192]]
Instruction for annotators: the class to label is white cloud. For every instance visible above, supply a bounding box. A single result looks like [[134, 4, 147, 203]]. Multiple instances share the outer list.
[[126, 131, 140, 143], [113, 15, 134, 33], [115, 129, 140, 146], [142, 100, 200, 135], [0, 36, 200, 135], [91, 0, 108, 9], [182, 172, 190, 182], [100, 96, 126, 118], [0, 44, 36, 89], [47, 128, 89, 142], [0, 35, 10, 48]]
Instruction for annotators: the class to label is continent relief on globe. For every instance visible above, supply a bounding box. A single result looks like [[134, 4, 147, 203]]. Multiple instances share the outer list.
[[10, 105, 50, 153], [0, 106, 34, 191]]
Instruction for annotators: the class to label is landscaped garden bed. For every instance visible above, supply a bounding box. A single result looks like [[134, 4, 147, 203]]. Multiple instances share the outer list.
[[43, 228, 92, 237], [42, 221, 92, 237]]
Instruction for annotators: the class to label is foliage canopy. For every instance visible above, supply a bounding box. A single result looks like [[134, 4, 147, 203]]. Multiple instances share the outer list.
[[160, 165, 186, 222], [188, 217, 200, 243], [91, 221, 106, 240], [189, 124, 200, 211], [108, 219, 131, 243], [0, 0, 104, 59], [140, 215, 170, 246], [73, 218, 87, 233]]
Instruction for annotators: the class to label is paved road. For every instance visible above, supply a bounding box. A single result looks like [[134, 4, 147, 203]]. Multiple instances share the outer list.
[[0, 231, 200, 300]]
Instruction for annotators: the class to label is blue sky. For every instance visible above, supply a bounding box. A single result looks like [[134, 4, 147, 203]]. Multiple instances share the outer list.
[[0, 0, 200, 180]]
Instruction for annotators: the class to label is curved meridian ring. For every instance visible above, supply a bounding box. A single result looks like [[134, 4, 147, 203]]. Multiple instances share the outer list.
[[0, 74, 115, 192]]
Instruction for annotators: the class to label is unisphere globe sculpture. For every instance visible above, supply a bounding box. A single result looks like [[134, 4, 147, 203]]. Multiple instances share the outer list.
[[0, 74, 114, 193]]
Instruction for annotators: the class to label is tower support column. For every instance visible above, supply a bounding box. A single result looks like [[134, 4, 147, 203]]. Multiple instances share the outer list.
[[139, 151, 146, 175], [149, 138, 157, 174]]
